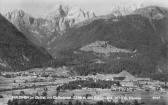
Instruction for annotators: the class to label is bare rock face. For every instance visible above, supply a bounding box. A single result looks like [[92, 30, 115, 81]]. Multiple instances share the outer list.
[[45, 4, 96, 32]]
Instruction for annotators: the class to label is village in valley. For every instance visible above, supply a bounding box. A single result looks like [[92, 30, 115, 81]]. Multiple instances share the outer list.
[[0, 66, 168, 105]]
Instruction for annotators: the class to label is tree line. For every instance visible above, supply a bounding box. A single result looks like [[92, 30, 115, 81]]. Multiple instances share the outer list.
[[8, 99, 141, 105]]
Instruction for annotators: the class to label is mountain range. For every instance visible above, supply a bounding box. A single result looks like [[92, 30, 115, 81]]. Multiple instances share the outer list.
[[4, 4, 143, 52], [1, 4, 168, 81], [4, 4, 96, 48]]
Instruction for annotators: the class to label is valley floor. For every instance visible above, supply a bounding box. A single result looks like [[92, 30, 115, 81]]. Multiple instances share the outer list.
[[0, 70, 168, 105]]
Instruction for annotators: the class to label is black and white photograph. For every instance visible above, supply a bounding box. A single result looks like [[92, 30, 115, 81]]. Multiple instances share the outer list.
[[0, 0, 168, 105]]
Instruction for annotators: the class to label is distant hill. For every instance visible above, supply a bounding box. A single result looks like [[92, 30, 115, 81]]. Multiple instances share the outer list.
[[0, 14, 52, 71]]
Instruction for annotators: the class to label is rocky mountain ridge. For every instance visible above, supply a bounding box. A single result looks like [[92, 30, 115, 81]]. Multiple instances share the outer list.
[[4, 4, 96, 47], [3, 4, 145, 51]]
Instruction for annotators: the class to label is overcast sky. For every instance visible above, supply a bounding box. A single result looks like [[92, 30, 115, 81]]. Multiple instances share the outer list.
[[0, 0, 168, 17]]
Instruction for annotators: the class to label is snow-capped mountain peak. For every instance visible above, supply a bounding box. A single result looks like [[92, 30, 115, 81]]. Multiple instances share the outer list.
[[111, 4, 144, 16]]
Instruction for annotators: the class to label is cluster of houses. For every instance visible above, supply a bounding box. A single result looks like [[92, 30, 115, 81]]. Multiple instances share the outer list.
[[111, 85, 136, 92], [1, 71, 50, 78], [0, 67, 70, 79], [72, 71, 168, 92]]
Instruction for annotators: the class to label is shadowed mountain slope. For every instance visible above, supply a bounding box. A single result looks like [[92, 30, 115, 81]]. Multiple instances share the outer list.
[[0, 14, 52, 71]]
